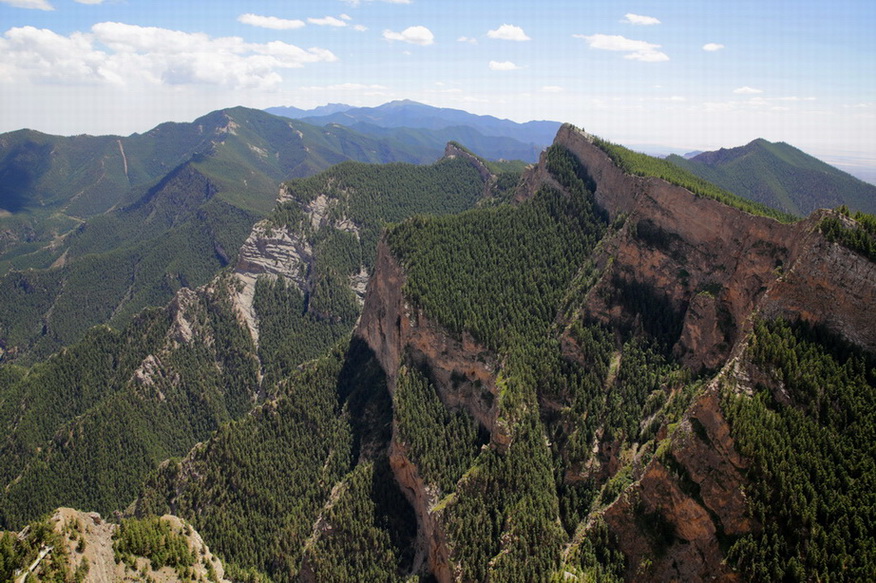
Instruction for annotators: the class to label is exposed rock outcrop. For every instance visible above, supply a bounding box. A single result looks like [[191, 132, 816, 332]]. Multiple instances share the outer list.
[[37, 508, 229, 583], [389, 437, 453, 583], [356, 240, 504, 581], [358, 239, 502, 438], [233, 216, 312, 343], [759, 216, 876, 350], [232, 185, 371, 344], [537, 124, 876, 372], [603, 388, 754, 582]]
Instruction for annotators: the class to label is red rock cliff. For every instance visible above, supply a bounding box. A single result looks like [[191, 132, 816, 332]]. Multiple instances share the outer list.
[[536, 124, 876, 370], [356, 239, 505, 582]]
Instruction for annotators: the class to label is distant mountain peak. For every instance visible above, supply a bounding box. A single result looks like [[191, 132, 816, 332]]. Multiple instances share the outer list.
[[669, 138, 876, 216], [266, 100, 563, 160]]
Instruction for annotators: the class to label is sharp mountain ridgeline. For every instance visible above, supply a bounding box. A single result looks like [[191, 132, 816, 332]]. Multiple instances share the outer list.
[[1, 110, 874, 582]]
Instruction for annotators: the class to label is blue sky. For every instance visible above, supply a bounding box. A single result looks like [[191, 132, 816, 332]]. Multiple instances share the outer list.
[[1, 0, 874, 167]]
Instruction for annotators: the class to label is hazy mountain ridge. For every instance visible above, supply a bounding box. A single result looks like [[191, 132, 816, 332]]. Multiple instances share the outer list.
[[666, 138, 876, 216], [267, 100, 562, 163]]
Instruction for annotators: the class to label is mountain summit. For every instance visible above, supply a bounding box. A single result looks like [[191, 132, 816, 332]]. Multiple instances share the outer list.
[[667, 138, 876, 216]]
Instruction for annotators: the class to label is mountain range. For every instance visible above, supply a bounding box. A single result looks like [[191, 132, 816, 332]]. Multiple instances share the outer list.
[[267, 100, 561, 163], [666, 138, 876, 216], [0, 106, 460, 362], [1, 104, 875, 583]]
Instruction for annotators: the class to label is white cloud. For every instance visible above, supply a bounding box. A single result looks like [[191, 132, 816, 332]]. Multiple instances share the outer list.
[[353, 24, 368, 32], [237, 14, 306, 30], [487, 24, 531, 41], [457, 36, 478, 44], [1, 0, 53, 9], [733, 86, 763, 94], [383, 26, 434, 46], [627, 50, 670, 63], [702, 43, 725, 52], [340, 14, 352, 21], [308, 16, 347, 27], [622, 13, 661, 26], [489, 60, 520, 71], [540, 85, 564, 93], [1, 26, 107, 84], [74, 0, 106, 4], [575, 33, 669, 62], [0, 23, 337, 90]]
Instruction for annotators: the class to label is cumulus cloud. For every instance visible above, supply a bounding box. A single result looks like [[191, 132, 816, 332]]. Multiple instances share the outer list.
[[622, 13, 661, 25], [237, 14, 306, 30], [0, 23, 337, 89], [308, 16, 347, 27], [702, 43, 725, 52], [458, 36, 478, 44], [540, 85, 564, 93], [383, 26, 434, 45], [487, 24, 531, 41], [733, 86, 763, 94], [489, 60, 520, 71], [575, 33, 669, 62], [1, 0, 53, 9]]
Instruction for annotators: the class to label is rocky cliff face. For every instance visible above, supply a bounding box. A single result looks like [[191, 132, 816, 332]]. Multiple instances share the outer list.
[[443, 143, 495, 200], [354, 123, 876, 581], [547, 125, 876, 370], [602, 387, 755, 582], [232, 185, 370, 344], [358, 240, 502, 437], [357, 240, 504, 582]]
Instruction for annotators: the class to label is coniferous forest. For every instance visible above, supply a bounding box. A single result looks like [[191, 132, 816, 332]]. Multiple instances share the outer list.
[[1, 122, 874, 583]]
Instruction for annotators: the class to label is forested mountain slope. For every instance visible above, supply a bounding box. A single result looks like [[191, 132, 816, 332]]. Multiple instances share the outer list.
[[666, 138, 876, 216], [129, 126, 876, 582], [0, 148, 505, 541], [0, 107, 442, 363], [2, 122, 875, 583]]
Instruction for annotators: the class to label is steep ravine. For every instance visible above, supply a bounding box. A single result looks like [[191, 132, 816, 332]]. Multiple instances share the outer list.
[[357, 240, 504, 582]]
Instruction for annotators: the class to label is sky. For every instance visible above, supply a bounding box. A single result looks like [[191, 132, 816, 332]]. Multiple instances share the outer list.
[[1, 0, 874, 169]]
